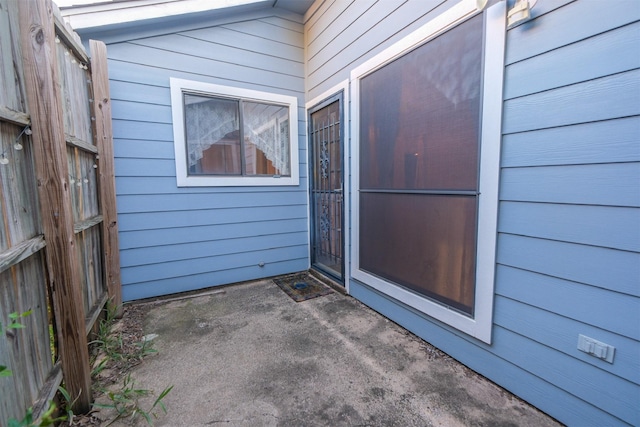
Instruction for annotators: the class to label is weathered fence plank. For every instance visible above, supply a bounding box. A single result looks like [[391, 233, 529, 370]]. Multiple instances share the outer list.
[[74, 215, 103, 234], [57, 41, 92, 146], [69, 147, 100, 221], [0, 235, 45, 273], [0, 0, 52, 422], [0, 121, 41, 252], [0, 0, 26, 113], [52, 2, 88, 65], [16, 252, 52, 403], [31, 364, 63, 419], [17, 0, 92, 413], [66, 134, 99, 154], [0, 252, 51, 421], [85, 292, 108, 335], [90, 39, 122, 313], [1, 0, 119, 421], [77, 226, 104, 314], [0, 106, 30, 127]]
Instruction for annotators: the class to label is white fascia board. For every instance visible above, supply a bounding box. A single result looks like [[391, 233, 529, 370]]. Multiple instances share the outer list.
[[63, 0, 267, 30]]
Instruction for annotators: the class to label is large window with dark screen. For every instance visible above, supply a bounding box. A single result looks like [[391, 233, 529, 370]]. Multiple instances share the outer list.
[[359, 13, 483, 315]]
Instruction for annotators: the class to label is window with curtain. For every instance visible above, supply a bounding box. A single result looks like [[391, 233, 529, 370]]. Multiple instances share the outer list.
[[170, 79, 299, 187], [184, 94, 290, 177]]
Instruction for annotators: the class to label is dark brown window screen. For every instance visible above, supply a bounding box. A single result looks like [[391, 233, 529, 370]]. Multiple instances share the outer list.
[[359, 13, 483, 315]]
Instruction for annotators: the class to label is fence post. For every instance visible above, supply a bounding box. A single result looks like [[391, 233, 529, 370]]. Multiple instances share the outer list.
[[17, 0, 92, 413], [90, 39, 123, 316]]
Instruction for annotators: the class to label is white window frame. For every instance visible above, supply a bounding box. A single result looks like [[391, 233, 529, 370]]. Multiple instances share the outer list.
[[349, 0, 506, 344], [170, 78, 299, 187]]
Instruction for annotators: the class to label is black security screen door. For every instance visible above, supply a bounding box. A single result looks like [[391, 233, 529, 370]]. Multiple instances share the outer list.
[[359, 13, 483, 315], [309, 95, 344, 282]]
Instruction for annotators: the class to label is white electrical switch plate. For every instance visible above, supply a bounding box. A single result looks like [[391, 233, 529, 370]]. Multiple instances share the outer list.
[[578, 334, 615, 363]]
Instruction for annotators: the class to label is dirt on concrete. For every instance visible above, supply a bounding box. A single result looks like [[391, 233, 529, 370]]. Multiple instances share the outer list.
[[88, 279, 562, 427]]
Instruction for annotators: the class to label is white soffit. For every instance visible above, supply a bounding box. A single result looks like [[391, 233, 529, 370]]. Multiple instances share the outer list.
[[60, 0, 273, 30]]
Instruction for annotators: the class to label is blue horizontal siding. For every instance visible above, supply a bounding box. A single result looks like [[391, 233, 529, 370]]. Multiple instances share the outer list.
[[117, 190, 307, 214], [120, 232, 307, 268], [503, 70, 640, 134], [498, 201, 640, 252], [129, 35, 304, 77], [219, 18, 303, 48], [107, 59, 305, 99], [504, 21, 640, 99], [505, 0, 640, 65], [110, 100, 172, 123], [500, 162, 640, 207], [183, 25, 303, 62], [122, 258, 307, 301], [117, 204, 308, 232], [107, 43, 303, 93], [307, 0, 374, 58], [497, 233, 639, 297], [307, 0, 448, 96], [113, 139, 174, 159], [501, 116, 640, 167], [121, 245, 307, 284], [495, 265, 639, 341], [109, 80, 170, 106], [490, 324, 639, 426], [115, 158, 175, 177], [119, 218, 307, 250], [112, 119, 173, 141], [495, 295, 640, 385]]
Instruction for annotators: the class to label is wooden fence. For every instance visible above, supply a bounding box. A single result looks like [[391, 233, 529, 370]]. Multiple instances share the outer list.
[[0, 0, 121, 422]]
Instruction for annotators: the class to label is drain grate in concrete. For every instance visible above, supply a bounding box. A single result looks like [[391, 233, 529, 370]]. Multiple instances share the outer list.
[[273, 272, 334, 302]]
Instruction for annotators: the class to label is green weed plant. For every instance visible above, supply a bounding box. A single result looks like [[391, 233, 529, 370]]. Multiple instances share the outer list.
[[3, 303, 172, 426], [89, 302, 172, 426], [2, 310, 67, 426], [0, 310, 32, 377], [94, 374, 173, 426]]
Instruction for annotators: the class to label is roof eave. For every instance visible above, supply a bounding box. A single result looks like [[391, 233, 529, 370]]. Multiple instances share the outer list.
[[61, 0, 274, 30]]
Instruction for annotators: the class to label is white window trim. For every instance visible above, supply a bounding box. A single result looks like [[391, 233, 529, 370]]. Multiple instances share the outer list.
[[349, 0, 506, 344], [170, 78, 299, 187], [305, 80, 351, 292]]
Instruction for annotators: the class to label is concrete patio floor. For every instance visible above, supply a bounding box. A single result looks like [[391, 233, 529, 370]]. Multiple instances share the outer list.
[[124, 278, 562, 426]]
